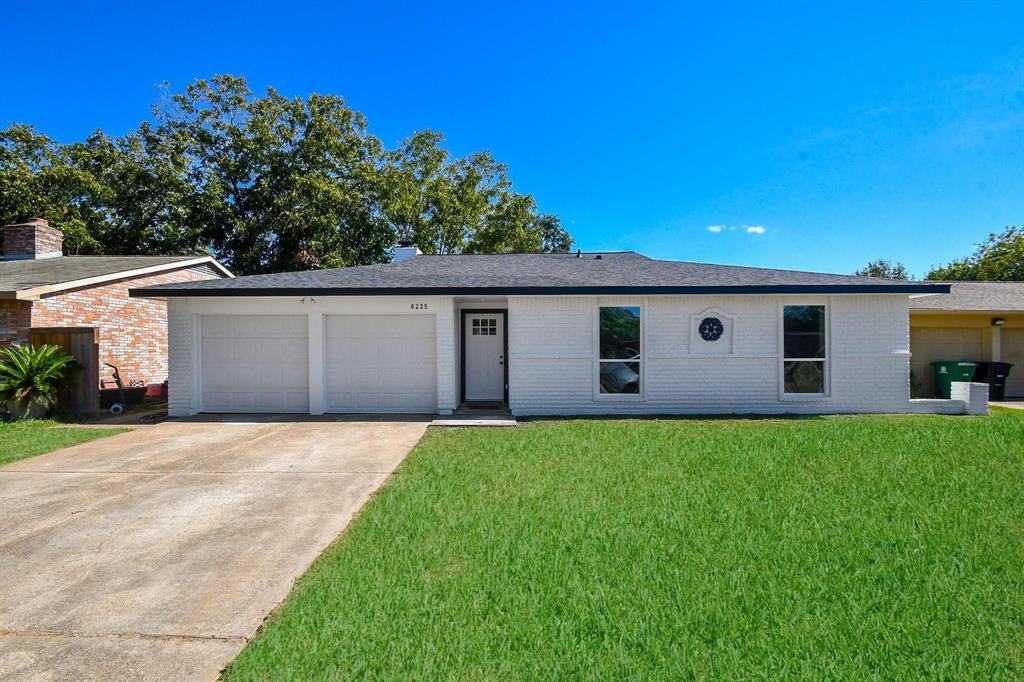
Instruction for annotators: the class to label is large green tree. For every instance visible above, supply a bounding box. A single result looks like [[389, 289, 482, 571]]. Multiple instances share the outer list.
[[383, 130, 571, 255], [0, 76, 571, 273], [854, 259, 910, 280], [926, 226, 1024, 281], [0, 124, 107, 253], [156, 76, 393, 273], [535, 213, 573, 253]]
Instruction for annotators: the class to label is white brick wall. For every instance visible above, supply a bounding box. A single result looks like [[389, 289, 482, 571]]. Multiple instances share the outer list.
[[508, 294, 925, 416], [166, 298, 197, 417], [164, 292, 963, 417], [951, 382, 989, 415], [435, 297, 457, 414]]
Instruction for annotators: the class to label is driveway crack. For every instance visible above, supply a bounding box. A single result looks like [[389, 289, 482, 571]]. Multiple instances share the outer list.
[[0, 628, 247, 645]]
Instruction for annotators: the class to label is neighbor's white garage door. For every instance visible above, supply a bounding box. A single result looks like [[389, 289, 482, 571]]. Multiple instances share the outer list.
[[910, 327, 985, 398], [1004, 330, 1024, 398], [325, 315, 436, 413], [201, 315, 309, 412]]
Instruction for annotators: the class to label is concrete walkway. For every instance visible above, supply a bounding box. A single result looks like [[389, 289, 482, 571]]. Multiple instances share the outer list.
[[0, 415, 430, 681]]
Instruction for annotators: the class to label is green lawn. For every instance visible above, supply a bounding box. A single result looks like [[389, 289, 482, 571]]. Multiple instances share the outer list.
[[0, 419, 127, 467], [225, 410, 1024, 680]]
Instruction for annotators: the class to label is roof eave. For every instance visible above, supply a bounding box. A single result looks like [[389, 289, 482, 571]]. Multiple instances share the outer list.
[[13, 256, 233, 300], [910, 307, 1024, 314], [130, 283, 951, 298]]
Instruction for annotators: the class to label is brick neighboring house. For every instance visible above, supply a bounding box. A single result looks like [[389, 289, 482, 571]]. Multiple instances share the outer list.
[[0, 218, 232, 385]]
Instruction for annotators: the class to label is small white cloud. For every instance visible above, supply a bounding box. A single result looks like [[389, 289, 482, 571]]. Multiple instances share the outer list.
[[708, 224, 768, 235]]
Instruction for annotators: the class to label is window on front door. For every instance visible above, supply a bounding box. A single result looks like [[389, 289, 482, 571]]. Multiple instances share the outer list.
[[471, 318, 497, 335]]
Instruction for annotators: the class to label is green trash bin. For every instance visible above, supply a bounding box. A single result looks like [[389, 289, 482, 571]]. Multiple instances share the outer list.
[[930, 361, 978, 399]]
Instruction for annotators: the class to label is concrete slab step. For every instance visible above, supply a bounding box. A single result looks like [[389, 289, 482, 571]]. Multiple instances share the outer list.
[[431, 417, 517, 427]]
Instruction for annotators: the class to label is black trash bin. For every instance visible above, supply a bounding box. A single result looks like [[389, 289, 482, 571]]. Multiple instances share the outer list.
[[973, 362, 1014, 401]]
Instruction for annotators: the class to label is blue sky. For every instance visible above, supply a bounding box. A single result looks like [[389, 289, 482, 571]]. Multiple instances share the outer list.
[[3, 1, 1022, 276]]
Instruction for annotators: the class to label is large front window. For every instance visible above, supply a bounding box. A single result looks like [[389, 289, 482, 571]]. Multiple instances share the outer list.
[[599, 306, 641, 394], [783, 305, 826, 394]]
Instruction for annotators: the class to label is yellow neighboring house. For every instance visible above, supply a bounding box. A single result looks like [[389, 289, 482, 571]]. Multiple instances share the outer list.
[[910, 282, 1024, 399]]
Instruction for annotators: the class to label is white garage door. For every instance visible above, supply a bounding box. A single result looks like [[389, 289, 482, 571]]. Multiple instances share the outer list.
[[1004, 330, 1024, 398], [910, 327, 984, 398], [201, 315, 309, 412], [325, 315, 436, 413]]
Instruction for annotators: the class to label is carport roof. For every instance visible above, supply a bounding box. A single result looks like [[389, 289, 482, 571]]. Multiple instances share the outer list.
[[132, 251, 949, 297], [910, 281, 1024, 312]]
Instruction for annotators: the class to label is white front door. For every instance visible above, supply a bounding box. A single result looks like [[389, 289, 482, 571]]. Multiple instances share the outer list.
[[464, 313, 505, 401]]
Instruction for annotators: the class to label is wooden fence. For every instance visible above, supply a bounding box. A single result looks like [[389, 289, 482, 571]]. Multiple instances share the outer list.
[[29, 327, 99, 416]]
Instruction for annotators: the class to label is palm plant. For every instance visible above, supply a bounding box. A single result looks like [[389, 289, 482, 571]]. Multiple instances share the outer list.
[[0, 344, 76, 418]]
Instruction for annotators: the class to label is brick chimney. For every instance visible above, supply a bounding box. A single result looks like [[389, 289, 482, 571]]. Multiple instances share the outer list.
[[3, 218, 64, 260]]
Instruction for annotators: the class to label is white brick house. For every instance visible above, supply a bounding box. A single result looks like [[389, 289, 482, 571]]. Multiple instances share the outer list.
[[132, 249, 965, 417]]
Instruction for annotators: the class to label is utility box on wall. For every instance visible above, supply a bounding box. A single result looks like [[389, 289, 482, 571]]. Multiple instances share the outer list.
[[950, 381, 989, 416]]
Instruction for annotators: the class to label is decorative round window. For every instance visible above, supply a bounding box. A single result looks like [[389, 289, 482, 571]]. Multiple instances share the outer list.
[[698, 316, 724, 342]]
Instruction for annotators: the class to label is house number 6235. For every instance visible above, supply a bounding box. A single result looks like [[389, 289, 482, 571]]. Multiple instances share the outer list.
[[410, 303, 428, 310]]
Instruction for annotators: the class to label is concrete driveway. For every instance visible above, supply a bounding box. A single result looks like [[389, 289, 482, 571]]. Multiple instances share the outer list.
[[0, 416, 429, 681]]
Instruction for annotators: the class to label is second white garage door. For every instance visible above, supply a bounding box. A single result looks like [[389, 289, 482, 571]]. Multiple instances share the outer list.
[[325, 315, 437, 413]]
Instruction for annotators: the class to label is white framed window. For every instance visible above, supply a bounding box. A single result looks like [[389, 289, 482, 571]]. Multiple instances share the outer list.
[[596, 304, 643, 398], [780, 303, 828, 397], [471, 318, 497, 336]]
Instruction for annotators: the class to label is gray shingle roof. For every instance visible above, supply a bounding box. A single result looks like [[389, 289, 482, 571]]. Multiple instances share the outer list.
[[910, 281, 1024, 311], [0, 256, 210, 293], [133, 251, 948, 296]]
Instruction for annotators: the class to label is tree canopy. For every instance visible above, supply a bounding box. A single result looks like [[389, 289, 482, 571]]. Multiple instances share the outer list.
[[854, 259, 910, 280], [925, 226, 1023, 281], [0, 75, 572, 274]]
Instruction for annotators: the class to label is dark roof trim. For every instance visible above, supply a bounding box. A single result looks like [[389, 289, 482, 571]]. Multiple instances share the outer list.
[[132, 283, 950, 298]]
